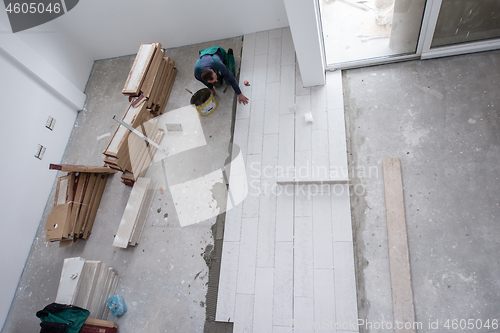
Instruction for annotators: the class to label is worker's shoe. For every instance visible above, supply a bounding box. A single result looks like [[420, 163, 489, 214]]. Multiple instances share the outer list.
[[228, 48, 233, 55]]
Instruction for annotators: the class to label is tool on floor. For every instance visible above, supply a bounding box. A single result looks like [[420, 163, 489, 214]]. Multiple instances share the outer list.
[[244, 80, 250, 86]]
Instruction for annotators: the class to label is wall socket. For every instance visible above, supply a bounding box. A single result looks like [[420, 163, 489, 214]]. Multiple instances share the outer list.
[[46, 116, 56, 131], [35, 144, 46, 160]]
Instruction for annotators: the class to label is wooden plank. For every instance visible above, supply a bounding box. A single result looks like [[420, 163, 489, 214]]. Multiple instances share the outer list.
[[293, 297, 314, 333], [82, 174, 108, 239], [233, 294, 254, 333], [252, 54, 268, 101], [122, 43, 157, 95], [49, 164, 117, 174], [241, 33, 256, 72], [382, 158, 416, 333], [279, 64, 295, 115], [216, 242, 240, 322], [74, 173, 98, 236], [273, 242, 293, 327], [253, 268, 274, 333], [247, 99, 265, 155], [333, 241, 359, 332], [281, 27, 295, 66], [236, 218, 258, 295], [314, 269, 336, 333], [312, 192, 334, 269], [264, 82, 281, 135], [294, 217, 313, 298], [267, 37, 282, 84], [141, 46, 165, 98], [69, 173, 89, 238], [113, 177, 151, 248]]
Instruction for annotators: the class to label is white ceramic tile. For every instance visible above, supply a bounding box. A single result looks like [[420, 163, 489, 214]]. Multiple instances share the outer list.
[[296, 59, 311, 96], [311, 130, 329, 179], [237, 71, 254, 120], [247, 99, 266, 155], [241, 33, 256, 72], [277, 114, 295, 178], [216, 242, 240, 321], [236, 218, 259, 295], [331, 185, 353, 242], [269, 28, 283, 39], [312, 192, 334, 269], [243, 154, 262, 218], [326, 70, 343, 110], [255, 31, 270, 56], [294, 297, 315, 333], [234, 293, 255, 333], [294, 217, 314, 298], [224, 201, 243, 242], [295, 95, 312, 152], [314, 269, 336, 333], [333, 242, 359, 332], [234, 118, 250, 156], [279, 64, 296, 115], [257, 193, 277, 268], [273, 242, 293, 327], [267, 38, 282, 84], [253, 268, 275, 333], [264, 82, 281, 135], [327, 108, 348, 172], [281, 27, 295, 66], [275, 189, 294, 242], [310, 85, 328, 131]]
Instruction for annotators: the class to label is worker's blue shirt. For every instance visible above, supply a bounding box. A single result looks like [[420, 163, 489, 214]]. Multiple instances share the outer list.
[[194, 52, 242, 95]]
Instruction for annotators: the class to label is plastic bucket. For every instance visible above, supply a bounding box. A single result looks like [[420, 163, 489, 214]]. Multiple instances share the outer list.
[[191, 88, 217, 116]]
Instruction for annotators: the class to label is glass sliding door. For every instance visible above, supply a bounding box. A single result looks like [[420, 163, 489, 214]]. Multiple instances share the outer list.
[[431, 0, 500, 48], [319, 0, 427, 67]]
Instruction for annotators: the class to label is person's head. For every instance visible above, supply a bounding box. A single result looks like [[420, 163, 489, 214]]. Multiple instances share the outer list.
[[202, 69, 217, 83]]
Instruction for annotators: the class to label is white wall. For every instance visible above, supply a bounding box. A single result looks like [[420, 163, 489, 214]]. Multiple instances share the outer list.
[[53, 0, 289, 60]]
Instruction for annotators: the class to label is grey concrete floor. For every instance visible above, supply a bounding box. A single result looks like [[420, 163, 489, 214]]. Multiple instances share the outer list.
[[344, 50, 500, 332], [2, 37, 242, 333]]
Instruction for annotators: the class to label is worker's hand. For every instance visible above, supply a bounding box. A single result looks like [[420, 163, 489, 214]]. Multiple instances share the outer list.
[[238, 93, 249, 105], [211, 88, 216, 97]]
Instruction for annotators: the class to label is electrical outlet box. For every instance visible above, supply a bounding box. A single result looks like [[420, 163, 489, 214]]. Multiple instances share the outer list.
[[35, 144, 46, 160], [46, 116, 56, 131]]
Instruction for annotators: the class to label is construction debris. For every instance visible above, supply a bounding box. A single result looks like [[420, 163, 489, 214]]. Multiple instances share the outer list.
[[55, 257, 119, 320], [113, 177, 155, 248], [45, 164, 116, 246]]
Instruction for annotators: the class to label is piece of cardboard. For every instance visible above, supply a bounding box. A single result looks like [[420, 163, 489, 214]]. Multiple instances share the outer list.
[[45, 203, 71, 242]]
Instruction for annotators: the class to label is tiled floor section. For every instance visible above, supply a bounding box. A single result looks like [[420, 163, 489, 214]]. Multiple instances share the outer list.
[[216, 28, 359, 333]]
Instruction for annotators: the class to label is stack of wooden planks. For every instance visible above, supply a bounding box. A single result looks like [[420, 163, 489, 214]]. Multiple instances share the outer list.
[[55, 257, 119, 320], [112, 177, 155, 248], [122, 42, 177, 117], [81, 318, 118, 333], [45, 164, 116, 247], [103, 108, 164, 186]]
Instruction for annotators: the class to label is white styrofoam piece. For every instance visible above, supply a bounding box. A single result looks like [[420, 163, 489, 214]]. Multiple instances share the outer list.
[[331, 185, 353, 242], [216, 242, 240, 322], [233, 293, 255, 333], [267, 38, 282, 84], [281, 27, 295, 66], [277, 114, 295, 178], [247, 99, 266, 155], [279, 64, 296, 115], [242, 153, 262, 218], [234, 118, 250, 156], [293, 297, 315, 333], [241, 33, 257, 73], [264, 83, 281, 135], [310, 85, 328, 131], [312, 193, 334, 269], [314, 269, 336, 333], [255, 31, 270, 56], [236, 218, 259, 295], [327, 107, 348, 171], [269, 28, 283, 39], [326, 71, 344, 111], [294, 217, 314, 298], [253, 268, 275, 333], [295, 95, 312, 152], [55, 257, 85, 305], [275, 190, 294, 242], [256, 194, 277, 268], [273, 242, 293, 327], [252, 54, 269, 101], [237, 71, 254, 120], [294, 183, 313, 218], [312, 130, 330, 179], [333, 241, 359, 332]]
